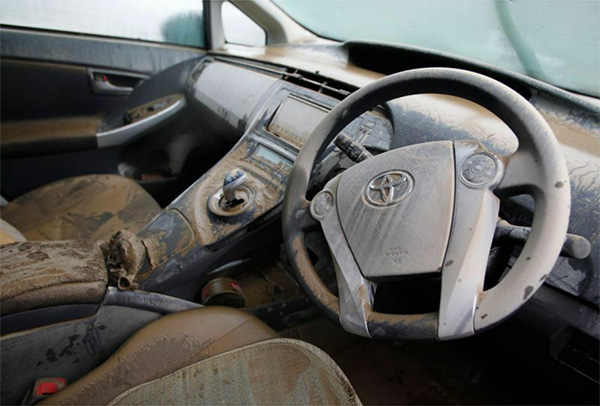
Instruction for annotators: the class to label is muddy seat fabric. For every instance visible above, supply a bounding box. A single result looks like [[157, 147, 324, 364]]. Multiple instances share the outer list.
[[0, 240, 108, 315], [0, 175, 161, 242], [42, 308, 361, 405], [109, 339, 361, 406]]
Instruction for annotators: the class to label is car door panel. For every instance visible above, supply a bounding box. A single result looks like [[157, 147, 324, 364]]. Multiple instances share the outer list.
[[0, 28, 203, 76], [0, 57, 207, 203], [0, 58, 123, 121], [0, 27, 206, 200]]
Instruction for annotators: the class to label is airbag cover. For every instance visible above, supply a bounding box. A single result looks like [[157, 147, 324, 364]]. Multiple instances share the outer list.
[[336, 141, 455, 279]]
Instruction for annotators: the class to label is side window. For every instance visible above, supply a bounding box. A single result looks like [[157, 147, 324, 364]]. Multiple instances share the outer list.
[[0, 0, 205, 48], [222, 2, 266, 46]]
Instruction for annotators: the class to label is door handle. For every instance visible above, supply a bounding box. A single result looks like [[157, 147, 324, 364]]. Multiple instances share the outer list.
[[87, 68, 149, 96]]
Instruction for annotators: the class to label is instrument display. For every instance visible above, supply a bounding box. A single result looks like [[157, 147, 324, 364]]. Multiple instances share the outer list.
[[268, 95, 329, 145]]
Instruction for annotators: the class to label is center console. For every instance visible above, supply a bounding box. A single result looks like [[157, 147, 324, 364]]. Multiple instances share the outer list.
[[129, 59, 393, 292], [161, 81, 340, 246]]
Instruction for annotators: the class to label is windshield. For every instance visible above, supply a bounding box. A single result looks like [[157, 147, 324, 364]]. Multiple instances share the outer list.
[[273, 0, 600, 98]]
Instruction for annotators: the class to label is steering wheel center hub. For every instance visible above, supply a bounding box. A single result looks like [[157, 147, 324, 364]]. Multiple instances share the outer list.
[[337, 141, 455, 279]]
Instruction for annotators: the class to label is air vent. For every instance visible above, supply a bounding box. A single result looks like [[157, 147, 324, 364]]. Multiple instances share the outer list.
[[556, 330, 599, 383], [282, 68, 357, 100], [213, 55, 357, 100]]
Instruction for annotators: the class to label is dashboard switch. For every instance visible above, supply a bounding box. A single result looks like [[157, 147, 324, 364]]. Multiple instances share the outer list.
[[334, 133, 373, 163]]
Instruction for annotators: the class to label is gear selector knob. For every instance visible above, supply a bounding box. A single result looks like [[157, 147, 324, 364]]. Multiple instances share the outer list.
[[223, 168, 248, 203]]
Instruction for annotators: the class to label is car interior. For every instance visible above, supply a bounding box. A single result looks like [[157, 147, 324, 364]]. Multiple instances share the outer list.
[[0, 1, 598, 405]]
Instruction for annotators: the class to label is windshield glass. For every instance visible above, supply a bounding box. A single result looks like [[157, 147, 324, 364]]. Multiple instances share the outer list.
[[273, 0, 600, 97]]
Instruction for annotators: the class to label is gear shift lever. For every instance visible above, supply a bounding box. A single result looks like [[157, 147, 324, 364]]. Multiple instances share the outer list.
[[223, 168, 248, 205]]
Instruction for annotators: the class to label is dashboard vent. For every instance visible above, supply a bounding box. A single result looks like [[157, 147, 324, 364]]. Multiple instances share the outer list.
[[556, 330, 599, 383], [213, 55, 357, 100], [282, 68, 357, 100]]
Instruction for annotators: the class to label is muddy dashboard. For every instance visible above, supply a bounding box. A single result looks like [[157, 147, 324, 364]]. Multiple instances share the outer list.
[[148, 56, 598, 312], [168, 58, 392, 246]]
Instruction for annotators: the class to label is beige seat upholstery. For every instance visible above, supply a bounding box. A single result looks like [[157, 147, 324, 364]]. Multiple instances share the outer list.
[[43, 307, 360, 406], [0, 174, 161, 242], [0, 240, 107, 315]]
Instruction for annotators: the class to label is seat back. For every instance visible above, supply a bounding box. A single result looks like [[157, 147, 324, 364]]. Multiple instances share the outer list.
[[109, 338, 362, 405]]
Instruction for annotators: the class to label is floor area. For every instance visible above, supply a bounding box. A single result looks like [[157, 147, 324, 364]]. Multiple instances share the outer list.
[[282, 317, 586, 405]]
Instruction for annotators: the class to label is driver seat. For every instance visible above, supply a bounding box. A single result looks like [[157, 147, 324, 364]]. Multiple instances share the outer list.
[[41, 307, 361, 405]]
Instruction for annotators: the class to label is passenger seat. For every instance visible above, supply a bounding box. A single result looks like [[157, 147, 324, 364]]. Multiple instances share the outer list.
[[0, 174, 161, 243]]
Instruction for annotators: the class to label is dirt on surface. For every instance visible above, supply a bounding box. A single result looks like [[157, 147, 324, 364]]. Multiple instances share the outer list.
[[1, 174, 160, 242], [0, 240, 108, 315]]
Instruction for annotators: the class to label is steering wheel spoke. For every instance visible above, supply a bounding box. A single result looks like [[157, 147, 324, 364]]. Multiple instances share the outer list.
[[495, 149, 544, 196], [295, 197, 320, 232], [438, 142, 503, 340], [438, 142, 502, 339], [310, 176, 375, 337]]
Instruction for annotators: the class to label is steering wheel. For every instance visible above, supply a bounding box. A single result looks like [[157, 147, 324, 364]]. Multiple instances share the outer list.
[[282, 68, 570, 341]]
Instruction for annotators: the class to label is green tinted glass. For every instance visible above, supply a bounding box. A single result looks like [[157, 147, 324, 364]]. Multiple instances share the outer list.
[[274, 0, 599, 97]]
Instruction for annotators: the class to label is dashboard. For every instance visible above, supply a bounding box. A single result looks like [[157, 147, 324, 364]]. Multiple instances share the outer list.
[[138, 56, 598, 328]]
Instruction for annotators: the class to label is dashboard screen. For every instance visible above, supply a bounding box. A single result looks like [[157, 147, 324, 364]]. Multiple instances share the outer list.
[[254, 145, 293, 171], [268, 95, 329, 144]]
